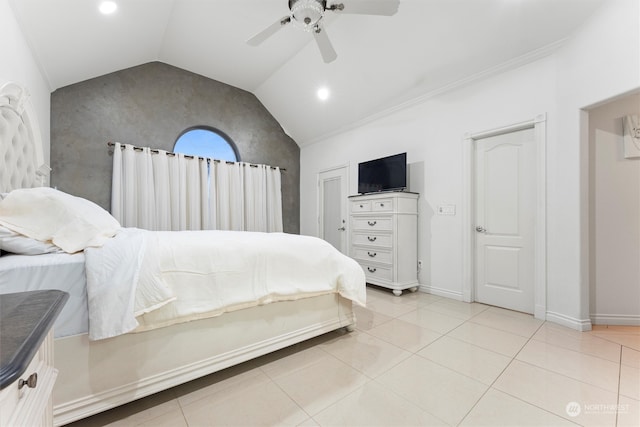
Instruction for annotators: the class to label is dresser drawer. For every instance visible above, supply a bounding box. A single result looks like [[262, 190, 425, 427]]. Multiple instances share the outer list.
[[352, 247, 393, 264], [351, 217, 392, 231], [360, 263, 393, 282], [351, 200, 372, 213], [352, 232, 393, 248], [0, 346, 42, 416], [372, 199, 393, 212], [0, 331, 57, 427]]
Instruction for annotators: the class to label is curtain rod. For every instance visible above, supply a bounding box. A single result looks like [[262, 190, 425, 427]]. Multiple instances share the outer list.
[[107, 142, 285, 171]]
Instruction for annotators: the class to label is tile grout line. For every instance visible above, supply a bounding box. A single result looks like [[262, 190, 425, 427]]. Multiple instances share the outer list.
[[489, 320, 596, 426], [590, 332, 640, 352], [175, 396, 189, 427], [353, 292, 483, 425], [491, 361, 623, 426], [363, 298, 552, 426], [257, 335, 376, 422], [615, 342, 623, 427], [454, 317, 548, 426], [362, 306, 459, 427], [513, 333, 624, 395], [310, 328, 455, 425], [526, 330, 625, 367], [536, 325, 630, 365], [259, 367, 315, 424]]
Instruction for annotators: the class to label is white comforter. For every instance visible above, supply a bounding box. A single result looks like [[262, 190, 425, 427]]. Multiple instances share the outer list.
[[84, 228, 366, 340]]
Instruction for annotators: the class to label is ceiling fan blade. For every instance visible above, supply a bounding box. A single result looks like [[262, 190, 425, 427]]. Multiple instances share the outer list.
[[247, 16, 291, 46], [313, 24, 337, 63], [329, 0, 400, 16]]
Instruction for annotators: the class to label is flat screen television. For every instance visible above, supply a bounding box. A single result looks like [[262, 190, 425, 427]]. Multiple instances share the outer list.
[[358, 152, 407, 194]]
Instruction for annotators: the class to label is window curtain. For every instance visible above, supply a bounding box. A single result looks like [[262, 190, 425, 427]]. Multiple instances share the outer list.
[[111, 144, 156, 229], [111, 142, 283, 232]]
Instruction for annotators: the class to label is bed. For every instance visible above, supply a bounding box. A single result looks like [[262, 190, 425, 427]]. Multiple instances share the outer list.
[[0, 82, 365, 425]]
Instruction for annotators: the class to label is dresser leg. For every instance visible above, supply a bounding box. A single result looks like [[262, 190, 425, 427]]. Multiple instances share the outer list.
[[392, 289, 402, 297]]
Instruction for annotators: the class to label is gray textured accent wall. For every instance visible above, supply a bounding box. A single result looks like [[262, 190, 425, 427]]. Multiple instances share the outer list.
[[51, 62, 300, 233]]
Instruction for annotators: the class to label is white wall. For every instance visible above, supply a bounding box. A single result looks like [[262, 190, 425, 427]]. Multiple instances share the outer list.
[[300, 0, 640, 329], [553, 0, 639, 328], [301, 57, 558, 300], [589, 93, 640, 325], [0, 0, 51, 163]]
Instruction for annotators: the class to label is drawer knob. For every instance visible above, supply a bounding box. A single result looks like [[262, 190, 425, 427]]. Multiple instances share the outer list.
[[367, 220, 377, 226], [367, 236, 377, 242], [367, 251, 377, 257], [359, 204, 363, 208], [380, 203, 385, 207], [18, 373, 38, 390], [367, 267, 377, 273]]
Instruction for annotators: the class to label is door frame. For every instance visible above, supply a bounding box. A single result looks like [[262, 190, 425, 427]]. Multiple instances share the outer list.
[[461, 114, 547, 320], [317, 164, 350, 253]]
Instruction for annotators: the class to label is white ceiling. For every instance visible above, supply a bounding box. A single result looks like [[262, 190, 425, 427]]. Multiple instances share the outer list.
[[9, 0, 605, 145]]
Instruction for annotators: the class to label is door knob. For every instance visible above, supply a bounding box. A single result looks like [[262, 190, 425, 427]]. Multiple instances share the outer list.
[[475, 226, 486, 233]]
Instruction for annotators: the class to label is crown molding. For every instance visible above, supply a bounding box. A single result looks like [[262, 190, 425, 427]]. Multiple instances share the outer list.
[[300, 38, 567, 147]]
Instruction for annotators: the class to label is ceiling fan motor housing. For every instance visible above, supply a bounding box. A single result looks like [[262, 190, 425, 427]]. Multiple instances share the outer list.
[[289, 0, 327, 29]]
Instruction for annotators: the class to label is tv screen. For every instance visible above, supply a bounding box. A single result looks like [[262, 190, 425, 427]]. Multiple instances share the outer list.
[[358, 152, 407, 194]]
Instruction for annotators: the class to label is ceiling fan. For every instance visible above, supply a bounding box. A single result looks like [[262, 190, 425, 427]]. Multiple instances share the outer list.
[[247, 0, 400, 63]]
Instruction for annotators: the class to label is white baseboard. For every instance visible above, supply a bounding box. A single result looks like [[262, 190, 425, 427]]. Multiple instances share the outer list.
[[590, 313, 640, 326], [546, 311, 592, 331], [534, 304, 546, 321], [419, 284, 463, 301]]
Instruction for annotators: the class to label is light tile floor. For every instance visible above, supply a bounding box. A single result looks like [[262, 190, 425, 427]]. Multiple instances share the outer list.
[[66, 286, 640, 426]]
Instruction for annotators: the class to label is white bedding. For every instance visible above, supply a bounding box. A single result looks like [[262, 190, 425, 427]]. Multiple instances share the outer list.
[[1, 189, 366, 341], [0, 187, 120, 253], [85, 228, 366, 340], [0, 252, 87, 338]]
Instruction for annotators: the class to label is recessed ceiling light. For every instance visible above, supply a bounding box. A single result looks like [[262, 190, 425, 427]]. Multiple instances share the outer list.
[[99, 1, 117, 15], [317, 87, 330, 101]]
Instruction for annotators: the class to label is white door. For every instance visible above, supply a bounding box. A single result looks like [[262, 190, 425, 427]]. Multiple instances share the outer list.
[[319, 166, 349, 253], [475, 128, 536, 313]]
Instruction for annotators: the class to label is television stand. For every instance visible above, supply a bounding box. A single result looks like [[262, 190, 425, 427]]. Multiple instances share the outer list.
[[348, 192, 419, 296]]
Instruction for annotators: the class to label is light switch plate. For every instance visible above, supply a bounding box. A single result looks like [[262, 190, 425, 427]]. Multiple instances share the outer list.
[[438, 205, 456, 216]]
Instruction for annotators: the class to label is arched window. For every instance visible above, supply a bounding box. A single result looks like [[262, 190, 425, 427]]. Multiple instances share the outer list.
[[174, 127, 238, 161]]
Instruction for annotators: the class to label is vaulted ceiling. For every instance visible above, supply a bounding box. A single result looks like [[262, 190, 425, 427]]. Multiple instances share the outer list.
[[9, 0, 605, 145]]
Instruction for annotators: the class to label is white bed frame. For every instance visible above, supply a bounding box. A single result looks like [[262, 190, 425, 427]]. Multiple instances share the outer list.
[[0, 82, 357, 426], [54, 295, 355, 425]]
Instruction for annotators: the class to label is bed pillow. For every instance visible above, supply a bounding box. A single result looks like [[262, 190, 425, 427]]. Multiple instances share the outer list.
[[0, 187, 121, 253], [0, 225, 64, 255]]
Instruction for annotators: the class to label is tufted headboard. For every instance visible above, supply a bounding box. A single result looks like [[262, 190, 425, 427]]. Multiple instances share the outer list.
[[0, 82, 50, 193]]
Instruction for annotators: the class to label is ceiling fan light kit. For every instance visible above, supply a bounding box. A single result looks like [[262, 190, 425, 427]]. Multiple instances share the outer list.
[[247, 0, 399, 63], [290, 0, 325, 31]]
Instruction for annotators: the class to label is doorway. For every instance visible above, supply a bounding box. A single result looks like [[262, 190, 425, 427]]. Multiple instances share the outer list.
[[462, 115, 547, 319], [587, 93, 640, 325], [318, 166, 349, 254]]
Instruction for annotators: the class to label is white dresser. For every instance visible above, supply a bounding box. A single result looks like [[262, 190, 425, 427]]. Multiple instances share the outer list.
[[349, 192, 419, 296]]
